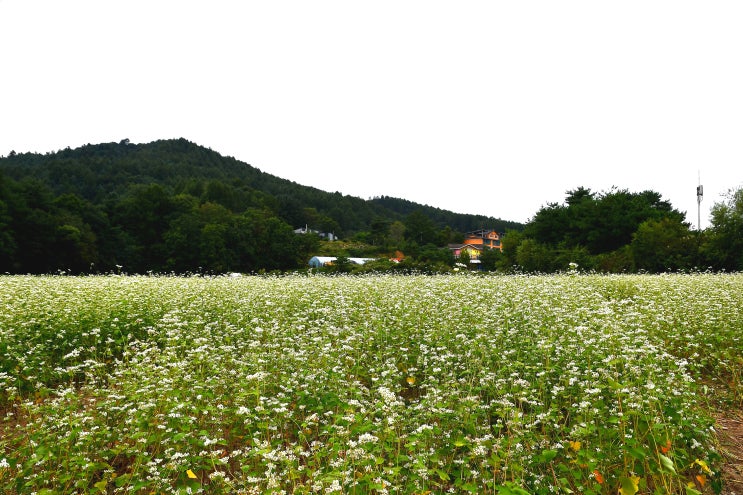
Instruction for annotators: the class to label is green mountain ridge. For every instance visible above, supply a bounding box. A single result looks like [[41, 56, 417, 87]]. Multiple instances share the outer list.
[[0, 138, 523, 234], [0, 138, 522, 274]]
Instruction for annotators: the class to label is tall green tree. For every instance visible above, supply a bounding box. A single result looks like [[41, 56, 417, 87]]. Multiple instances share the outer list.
[[704, 187, 743, 271], [7, 179, 61, 273], [404, 210, 437, 245], [497, 230, 525, 271], [389, 221, 406, 246], [370, 218, 391, 246], [0, 199, 16, 270], [525, 202, 569, 246], [631, 217, 693, 272], [516, 239, 554, 272], [0, 173, 17, 269], [478, 246, 502, 271], [113, 184, 175, 271], [163, 206, 202, 271], [527, 187, 685, 255], [237, 208, 310, 271]]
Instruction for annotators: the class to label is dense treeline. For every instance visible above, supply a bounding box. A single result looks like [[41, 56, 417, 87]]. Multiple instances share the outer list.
[[0, 175, 318, 273], [2, 138, 739, 274], [496, 186, 743, 273], [0, 138, 518, 274], [317, 186, 742, 274]]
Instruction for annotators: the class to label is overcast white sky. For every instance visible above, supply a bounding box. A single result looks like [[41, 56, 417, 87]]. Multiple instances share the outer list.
[[1, 1, 741, 227]]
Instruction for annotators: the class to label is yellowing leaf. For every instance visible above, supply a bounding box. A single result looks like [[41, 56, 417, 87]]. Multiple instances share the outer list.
[[618, 475, 640, 495], [186, 469, 198, 479], [695, 474, 707, 486], [694, 458, 712, 474]]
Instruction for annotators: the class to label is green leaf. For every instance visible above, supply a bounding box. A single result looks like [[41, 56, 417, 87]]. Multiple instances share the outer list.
[[685, 487, 702, 495], [114, 473, 131, 487], [659, 453, 676, 474], [607, 378, 622, 389], [131, 480, 151, 491], [626, 446, 647, 460], [540, 449, 558, 462], [496, 483, 531, 495], [435, 469, 450, 481]]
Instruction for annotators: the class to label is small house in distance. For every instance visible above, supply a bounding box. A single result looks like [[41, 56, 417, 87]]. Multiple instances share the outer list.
[[448, 229, 502, 266], [294, 226, 337, 241], [462, 229, 503, 251]]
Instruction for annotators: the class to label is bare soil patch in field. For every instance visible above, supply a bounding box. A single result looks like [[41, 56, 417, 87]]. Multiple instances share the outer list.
[[717, 410, 743, 494]]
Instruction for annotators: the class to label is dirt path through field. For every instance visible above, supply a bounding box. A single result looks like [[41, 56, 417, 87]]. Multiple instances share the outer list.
[[717, 410, 743, 494]]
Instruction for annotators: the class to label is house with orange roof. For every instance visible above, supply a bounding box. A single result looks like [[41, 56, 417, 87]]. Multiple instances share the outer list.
[[462, 229, 503, 251], [447, 229, 502, 268]]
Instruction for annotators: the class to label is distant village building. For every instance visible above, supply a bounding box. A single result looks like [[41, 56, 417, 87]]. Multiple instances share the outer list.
[[462, 229, 503, 251], [448, 229, 503, 266], [294, 225, 336, 241], [447, 243, 483, 260]]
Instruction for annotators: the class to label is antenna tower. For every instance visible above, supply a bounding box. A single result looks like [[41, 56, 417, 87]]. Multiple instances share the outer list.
[[696, 172, 703, 231]]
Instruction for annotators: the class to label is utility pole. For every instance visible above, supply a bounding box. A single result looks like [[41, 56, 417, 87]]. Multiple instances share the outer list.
[[696, 172, 703, 231]]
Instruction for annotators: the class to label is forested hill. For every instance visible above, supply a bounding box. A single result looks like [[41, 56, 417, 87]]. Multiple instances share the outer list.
[[0, 138, 522, 273], [0, 138, 521, 234]]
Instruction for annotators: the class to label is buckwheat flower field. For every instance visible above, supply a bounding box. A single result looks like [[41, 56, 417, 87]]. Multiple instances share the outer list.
[[0, 274, 741, 494]]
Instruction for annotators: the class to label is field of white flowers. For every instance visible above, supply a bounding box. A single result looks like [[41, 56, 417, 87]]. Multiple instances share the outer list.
[[0, 273, 741, 495]]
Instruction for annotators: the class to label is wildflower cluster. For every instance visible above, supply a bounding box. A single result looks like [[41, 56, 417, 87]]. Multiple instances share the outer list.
[[0, 273, 740, 494]]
